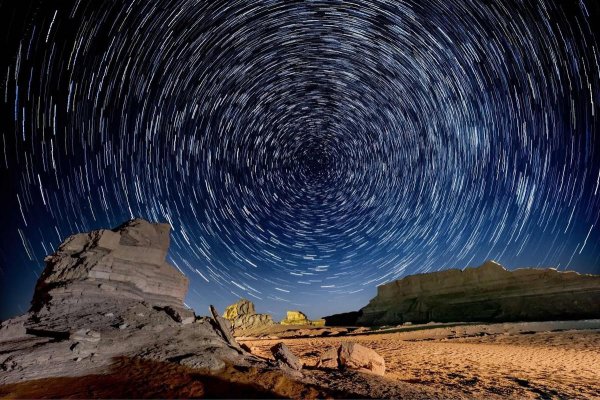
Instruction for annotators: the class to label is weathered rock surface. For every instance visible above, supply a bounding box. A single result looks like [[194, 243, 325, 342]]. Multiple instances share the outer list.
[[281, 310, 325, 326], [327, 260, 600, 326], [315, 343, 385, 376], [222, 299, 274, 336], [223, 299, 256, 320], [316, 347, 340, 369], [271, 342, 302, 371], [0, 219, 259, 386], [338, 343, 385, 376]]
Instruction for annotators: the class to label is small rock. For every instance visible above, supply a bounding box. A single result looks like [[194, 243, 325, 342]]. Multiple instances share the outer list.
[[271, 342, 302, 371], [104, 312, 114, 317], [338, 342, 385, 376], [316, 347, 339, 369], [118, 323, 128, 330], [240, 343, 252, 353]]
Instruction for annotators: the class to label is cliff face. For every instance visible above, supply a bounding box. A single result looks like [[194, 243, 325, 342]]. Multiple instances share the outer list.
[[329, 261, 600, 326]]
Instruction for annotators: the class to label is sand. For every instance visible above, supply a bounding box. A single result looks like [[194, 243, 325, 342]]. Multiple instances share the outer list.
[[2, 321, 599, 399], [242, 321, 600, 399]]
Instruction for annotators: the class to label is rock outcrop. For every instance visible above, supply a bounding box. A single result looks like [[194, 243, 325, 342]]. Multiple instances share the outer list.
[[221, 299, 274, 335], [224, 299, 256, 320], [281, 311, 325, 327], [0, 219, 260, 386], [325, 261, 600, 326]]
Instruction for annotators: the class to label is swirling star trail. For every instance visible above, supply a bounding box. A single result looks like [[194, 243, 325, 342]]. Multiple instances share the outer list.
[[1, 0, 599, 320]]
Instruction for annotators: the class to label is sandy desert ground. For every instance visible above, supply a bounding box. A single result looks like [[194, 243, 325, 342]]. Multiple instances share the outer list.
[[2, 320, 599, 399], [242, 321, 600, 399]]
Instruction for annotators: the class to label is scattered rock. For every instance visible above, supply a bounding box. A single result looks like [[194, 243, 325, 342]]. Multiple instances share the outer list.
[[338, 342, 385, 376], [271, 342, 302, 371], [316, 347, 339, 369]]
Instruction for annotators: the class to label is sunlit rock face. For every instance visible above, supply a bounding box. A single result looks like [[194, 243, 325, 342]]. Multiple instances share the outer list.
[[356, 261, 600, 326], [224, 299, 256, 320], [281, 311, 325, 327], [222, 299, 274, 335]]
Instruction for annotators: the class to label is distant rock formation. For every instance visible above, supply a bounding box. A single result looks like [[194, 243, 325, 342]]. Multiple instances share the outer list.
[[0, 219, 259, 385], [222, 299, 274, 335], [324, 261, 600, 326], [281, 311, 325, 326], [224, 299, 256, 320]]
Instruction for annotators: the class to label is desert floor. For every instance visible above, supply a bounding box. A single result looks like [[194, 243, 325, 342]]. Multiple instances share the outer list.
[[242, 322, 600, 399]]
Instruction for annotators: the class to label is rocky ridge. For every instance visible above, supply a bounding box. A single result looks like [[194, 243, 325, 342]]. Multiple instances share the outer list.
[[325, 260, 600, 326]]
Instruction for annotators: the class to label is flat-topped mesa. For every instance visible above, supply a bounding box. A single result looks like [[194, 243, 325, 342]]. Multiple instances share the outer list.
[[325, 260, 600, 326], [31, 218, 188, 314]]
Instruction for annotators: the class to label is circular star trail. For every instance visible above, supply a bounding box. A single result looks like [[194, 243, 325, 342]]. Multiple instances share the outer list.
[[1, 0, 599, 319]]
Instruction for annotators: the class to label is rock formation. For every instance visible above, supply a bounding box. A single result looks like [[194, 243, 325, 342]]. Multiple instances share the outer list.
[[0, 219, 262, 386], [221, 299, 274, 335], [224, 299, 256, 320], [281, 310, 325, 326], [324, 260, 600, 326]]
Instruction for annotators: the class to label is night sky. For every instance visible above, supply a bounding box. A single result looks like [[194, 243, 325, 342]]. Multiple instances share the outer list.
[[1, 0, 599, 321]]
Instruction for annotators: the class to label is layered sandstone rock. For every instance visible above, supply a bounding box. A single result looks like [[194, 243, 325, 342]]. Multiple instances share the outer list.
[[222, 299, 274, 335], [224, 299, 256, 320], [0, 219, 259, 385], [352, 260, 600, 326], [281, 311, 325, 327]]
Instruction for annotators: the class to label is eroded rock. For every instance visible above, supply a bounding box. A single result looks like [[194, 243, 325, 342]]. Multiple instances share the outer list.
[[222, 299, 274, 336], [271, 342, 302, 371], [338, 342, 385, 376], [280, 311, 325, 326], [328, 260, 600, 326], [0, 219, 251, 386]]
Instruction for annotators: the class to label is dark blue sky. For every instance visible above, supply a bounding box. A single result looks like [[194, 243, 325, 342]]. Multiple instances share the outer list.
[[1, 0, 599, 321]]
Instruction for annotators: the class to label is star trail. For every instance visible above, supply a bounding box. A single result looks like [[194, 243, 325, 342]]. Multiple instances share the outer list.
[[1, 0, 599, 320]]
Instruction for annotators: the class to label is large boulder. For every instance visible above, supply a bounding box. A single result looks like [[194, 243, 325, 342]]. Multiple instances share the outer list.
[[271, 342, 302, 371], [329, 260, 600, 326], [338, 343, 385, 376], [316, 343, 385, 376]]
